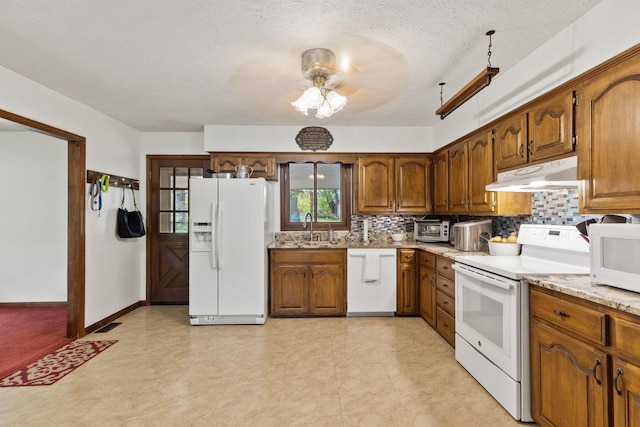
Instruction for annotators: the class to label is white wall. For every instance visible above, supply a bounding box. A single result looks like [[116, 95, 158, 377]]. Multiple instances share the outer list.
[[204, 125, 434, 152], [0, 65, 143, 327], [0, 132, 67, 302], [140, 132, 206, 156], [432, 0, 640, 147]]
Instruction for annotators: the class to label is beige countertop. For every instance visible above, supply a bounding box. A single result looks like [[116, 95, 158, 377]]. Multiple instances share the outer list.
[[268, 239, 488, 260]]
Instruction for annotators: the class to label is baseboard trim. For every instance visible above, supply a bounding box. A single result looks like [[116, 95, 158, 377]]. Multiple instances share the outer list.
[[0, 301, 68, 308], [84, 301, 143, 335]]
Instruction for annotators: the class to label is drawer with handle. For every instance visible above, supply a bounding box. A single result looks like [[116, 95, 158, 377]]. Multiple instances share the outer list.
[[436, 275, 455, 298], [530, 288, 608, 345], [436, 256, 455, 280], [436, 290, 455, 316], [398, 249, 416, 263], [436, 307, 455, 346], [419, 251, 436, 269]]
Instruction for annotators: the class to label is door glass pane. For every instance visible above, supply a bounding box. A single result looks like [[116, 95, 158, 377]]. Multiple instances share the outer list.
[[317, 163, 341, 223], [603, 238, 640, 274], [160, 167, 173, 188], [175, 167, 189, 188], [159, 212, 173, 233], [175, 213, 188, 233], [175, 190, 188, 211], [159, 190, 173, 210], [190, 168, 204, 178], [461, 286, 504, 348], [289, 163, 314, 223]]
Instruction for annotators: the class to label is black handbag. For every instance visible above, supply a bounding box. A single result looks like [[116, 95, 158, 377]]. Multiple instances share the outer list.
[[117, 187, 146, 238]]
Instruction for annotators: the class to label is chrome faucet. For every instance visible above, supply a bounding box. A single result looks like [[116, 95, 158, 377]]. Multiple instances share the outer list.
[[303, 212, 313, 241]]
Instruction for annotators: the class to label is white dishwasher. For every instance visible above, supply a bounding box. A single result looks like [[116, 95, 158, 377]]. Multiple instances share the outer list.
[[347, 248, 397, 316]]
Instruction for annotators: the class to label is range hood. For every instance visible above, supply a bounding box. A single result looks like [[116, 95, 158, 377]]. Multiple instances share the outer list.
[[486, 156, 579, 192]]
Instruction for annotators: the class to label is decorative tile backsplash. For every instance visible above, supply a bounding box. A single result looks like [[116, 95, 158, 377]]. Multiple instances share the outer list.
[[351, 189, 603, 237], [350, 215, 417, 233], [277, 189, 614, 242]]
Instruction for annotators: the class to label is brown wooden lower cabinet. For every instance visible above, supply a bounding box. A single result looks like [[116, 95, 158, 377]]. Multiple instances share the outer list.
[[612, 358, 640, 427], [397, 249, 418, 315], [270, 249, 346, 316], [530, 319, 609, 427], [530, 285, 640, 426], [419, 251, 437, 326], [434, 256, 455, 347]]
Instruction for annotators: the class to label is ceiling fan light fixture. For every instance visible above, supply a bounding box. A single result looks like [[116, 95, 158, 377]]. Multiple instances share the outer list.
[[326, 90, 347, 111], [291, 95, 310, 115], [315, 100, 334, 119], [292, 48, 347, 119], [303, 86, 323, 109]]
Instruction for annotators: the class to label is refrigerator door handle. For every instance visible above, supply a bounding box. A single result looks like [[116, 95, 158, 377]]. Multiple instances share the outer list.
[[217, 203, 223, 269], [210, 202, 218, 269]]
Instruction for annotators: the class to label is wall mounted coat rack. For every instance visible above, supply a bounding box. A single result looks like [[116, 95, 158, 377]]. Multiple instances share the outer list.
[[86, 170, 140, 190]]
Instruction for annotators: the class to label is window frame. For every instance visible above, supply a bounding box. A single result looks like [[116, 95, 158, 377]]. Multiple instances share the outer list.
[[280, 162, 351, 231]]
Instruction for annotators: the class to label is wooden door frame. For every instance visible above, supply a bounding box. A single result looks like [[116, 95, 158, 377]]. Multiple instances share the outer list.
[[0, 109, 86, 338], [145, 154, 211, 304]]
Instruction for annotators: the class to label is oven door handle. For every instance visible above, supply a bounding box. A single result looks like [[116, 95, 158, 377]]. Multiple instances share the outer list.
[[452, 264, 514, 291]]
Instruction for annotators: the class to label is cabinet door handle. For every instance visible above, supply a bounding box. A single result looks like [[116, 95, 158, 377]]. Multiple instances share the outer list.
[[528, 140, 534, 155], [553, 309, 571, 318], [396, 200, 399, 209], [592, 359, 602, 386], [614, 368, 624, 397]]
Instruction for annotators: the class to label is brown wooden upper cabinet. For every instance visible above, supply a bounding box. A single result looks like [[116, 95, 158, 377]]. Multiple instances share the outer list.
[[210, 152, 277, 180], [578, 49, 640, 214], [495, 90, 576, 171], [448, 140, 469, 213], [432, 151, 449, 214], [356, 156, 432, 214], [449, 134, 500, 214], [443, 131, 530, 215]]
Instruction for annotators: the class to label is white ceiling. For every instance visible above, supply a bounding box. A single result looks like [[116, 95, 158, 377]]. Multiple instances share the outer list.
[[0, 0, 601, 132]]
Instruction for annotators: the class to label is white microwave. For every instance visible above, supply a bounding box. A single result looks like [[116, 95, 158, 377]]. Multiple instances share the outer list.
[[590, 223, 640, 293]]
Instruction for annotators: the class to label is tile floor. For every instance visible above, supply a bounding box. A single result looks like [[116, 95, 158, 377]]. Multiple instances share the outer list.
[[0, 306, 528, 426]]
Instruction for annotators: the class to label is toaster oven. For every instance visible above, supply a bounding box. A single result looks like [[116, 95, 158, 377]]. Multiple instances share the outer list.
[[414, 219, 450, 243]]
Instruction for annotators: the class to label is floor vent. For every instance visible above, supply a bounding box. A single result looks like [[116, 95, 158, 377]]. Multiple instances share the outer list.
[[95, 322, 122, 333]]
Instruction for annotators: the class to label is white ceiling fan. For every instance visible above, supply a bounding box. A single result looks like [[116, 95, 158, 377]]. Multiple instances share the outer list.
[[291, 48, 347, 118], [229, 36, 409, 120]]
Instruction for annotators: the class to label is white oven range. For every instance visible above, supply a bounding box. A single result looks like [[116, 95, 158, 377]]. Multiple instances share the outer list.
[[453, 224, 590, 422]]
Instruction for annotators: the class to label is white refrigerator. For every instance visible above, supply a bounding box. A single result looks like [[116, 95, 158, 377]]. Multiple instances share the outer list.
[[189, 177, 274, 325]]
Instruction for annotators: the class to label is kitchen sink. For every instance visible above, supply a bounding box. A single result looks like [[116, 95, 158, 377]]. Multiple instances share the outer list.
[[278, 241, 334, 248]]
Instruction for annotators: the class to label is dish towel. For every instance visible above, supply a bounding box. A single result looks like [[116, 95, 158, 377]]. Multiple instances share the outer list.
[[363, 253, 380, 282]]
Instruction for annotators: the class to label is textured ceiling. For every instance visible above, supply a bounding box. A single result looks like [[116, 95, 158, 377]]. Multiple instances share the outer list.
[[0, 0, 601, 131]]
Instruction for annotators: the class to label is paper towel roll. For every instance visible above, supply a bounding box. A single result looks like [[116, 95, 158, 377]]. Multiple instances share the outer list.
[[363, 219, 368, 242]]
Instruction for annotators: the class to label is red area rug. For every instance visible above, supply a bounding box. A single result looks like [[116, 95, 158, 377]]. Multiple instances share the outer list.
[[0, 307, 71, 379], [0, 340, 117, 387]]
